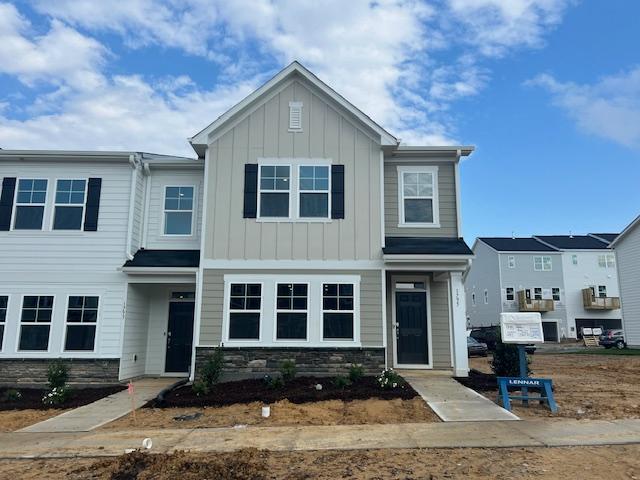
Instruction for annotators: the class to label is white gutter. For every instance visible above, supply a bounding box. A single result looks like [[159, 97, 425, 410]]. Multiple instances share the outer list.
[[124, 154, 140, 261], [141, 162, 152, 249]]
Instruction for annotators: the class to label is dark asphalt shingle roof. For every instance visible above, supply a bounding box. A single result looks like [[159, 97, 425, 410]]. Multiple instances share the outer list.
[[123, 249, 200, 268], [588, 233, 619, 244], [534, 235, 611, 250], [479, 237, 557, 252], [383, 237, 473, 255]]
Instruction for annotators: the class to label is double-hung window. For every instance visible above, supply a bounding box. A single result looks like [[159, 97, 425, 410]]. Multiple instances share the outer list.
[[228, 284, 261, 340], [552, 288, 561, 301], [275, 283, 308, 340], [508, 256, 516, 268], [484, 289, 489, 304], [598, 254, 616, 268], [53, 179, 87, 230], [0, 296, 7, 349], [534, 256, 552, 271], [398, 166, 438, 226], [14, 179, 47, 230], [164, 186, 194, 235], [19, 295, 53, 351], [65, 296, 99, 351], [534, 288, 543, 300], [505, 287, 515, 301], [299, 166, 329, 218], [598, 285, 607, 298], [322, 283, 354, 340], [259, 166, 290, 217]]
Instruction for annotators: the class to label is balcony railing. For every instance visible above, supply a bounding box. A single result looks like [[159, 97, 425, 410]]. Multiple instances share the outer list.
[[517, 290, 555, 312], [582, 289, 621, 310]]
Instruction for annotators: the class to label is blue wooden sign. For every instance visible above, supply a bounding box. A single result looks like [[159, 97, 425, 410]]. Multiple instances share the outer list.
[[497, 376, 557, 413]]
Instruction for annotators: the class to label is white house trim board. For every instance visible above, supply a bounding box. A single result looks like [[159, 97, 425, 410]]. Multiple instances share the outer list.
[[200, 259, 384, 270], [160, 184, 197, 237]]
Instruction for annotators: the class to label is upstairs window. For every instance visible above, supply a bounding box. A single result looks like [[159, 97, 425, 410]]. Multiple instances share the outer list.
[[65, 296, 99, 351], [572, 254, 578, 265], [0, 296, 7, 350], [534, 256, 552, 271], [289, 102, 303, 131], [508, 256, 516, 268], [19, 295, 53, 351], [14, 179, 47, 230], [228, 284, 261, 340], [471, 292, 476, 306], [505, 287, 515, 301], [53, 179, 87, 230], [164, 186, 194, 235], [299, 166, 329, 218], [483, 289, 489, 304], [259, 166, 290, 218], [598, 254, 616, 268], [398, 166, 439, 226]]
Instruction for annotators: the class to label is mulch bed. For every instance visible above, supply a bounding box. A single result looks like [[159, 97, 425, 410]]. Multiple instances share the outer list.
[[0, 385, 125, 410], [455, 369, 499, 392], [150, 376, 418, 408]]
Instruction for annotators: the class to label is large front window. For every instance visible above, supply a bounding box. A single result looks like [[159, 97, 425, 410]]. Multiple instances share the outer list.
[[276, 283, 308, 340], [228, 284, 261, 340], [65, 296, 99, 351], [19, 295, 53, 351], [322, 283, 354, 340], [398, 166, 439, 226], [14, 179, 47, 230], [259, 166, 290, 217], [164, 186, 194, 235]]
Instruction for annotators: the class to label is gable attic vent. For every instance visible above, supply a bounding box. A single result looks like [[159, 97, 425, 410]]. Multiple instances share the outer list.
[[289, 101, 303, 131]]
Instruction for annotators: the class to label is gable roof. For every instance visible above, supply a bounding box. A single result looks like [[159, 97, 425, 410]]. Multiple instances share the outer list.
[[479, 237, 557, 252], [610, 214, 640, 248], [188, 61, 398, 156], [534, 235, 611, 250]]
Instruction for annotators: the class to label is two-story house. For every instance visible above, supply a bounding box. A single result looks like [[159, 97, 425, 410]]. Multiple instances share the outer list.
[[0, 62, 474, 384], [465, 234, 622, 341]]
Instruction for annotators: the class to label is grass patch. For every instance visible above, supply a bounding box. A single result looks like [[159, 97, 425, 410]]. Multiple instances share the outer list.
[[562, 348, 640, 355]]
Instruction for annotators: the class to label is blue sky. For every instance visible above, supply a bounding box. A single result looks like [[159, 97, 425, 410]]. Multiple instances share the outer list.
[[0, 0, 638, 242]]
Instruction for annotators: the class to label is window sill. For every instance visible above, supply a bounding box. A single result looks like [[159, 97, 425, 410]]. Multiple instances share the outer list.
[[397, 223, 441, 228], [160, 234, 196, 238], [221, 341, 362, 348], [288, 129, 304, 133], [256, 218, 333, 223]]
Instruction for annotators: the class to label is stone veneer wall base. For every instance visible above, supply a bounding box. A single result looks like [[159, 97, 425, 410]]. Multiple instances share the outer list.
[[0, 358, 120, 386]]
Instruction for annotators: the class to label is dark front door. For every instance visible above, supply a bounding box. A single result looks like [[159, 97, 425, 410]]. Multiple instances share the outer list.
[[395, 291, 428, 365], [165, 301, 195, 373]]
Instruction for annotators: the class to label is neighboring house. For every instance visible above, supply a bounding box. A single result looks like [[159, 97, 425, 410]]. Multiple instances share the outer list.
[[465, 234, 621, 341], [0, 62, 474, 384], [611, 215, 640, 347]]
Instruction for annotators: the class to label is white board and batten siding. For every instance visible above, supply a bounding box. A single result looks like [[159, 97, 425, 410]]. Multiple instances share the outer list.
[[0, 160, 133, 359], [614, 223, 640, 347]]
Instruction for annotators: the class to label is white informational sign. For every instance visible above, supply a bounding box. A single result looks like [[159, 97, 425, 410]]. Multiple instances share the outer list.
[[500, 312, 545, 344], [592, 327, 603, 336]]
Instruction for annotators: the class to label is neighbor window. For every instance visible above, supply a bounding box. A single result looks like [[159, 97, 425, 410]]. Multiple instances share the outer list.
[[483, 289, 489, 304], [505, 287, 515, 301], [228, 284, 261, 340], [598, 254, 616, 268], [322, 283, 355, 340], [13, 179, 47, 230], [164, 186, 194, 235], [534, 256, 552, 271], [53, 179, 87, 230], [398, 166, 438, 226], [471, 293, 476, 306], [552, 288, 561, 301], [65, 296, 98, 351], [534, 288, 543, 300], [598, 285, 607, 298], [572, 254, 578, 265], [259, 166, 290, 217], [276, 283, 307, 340], [299, 166, 329, 218], [0, 296, 7, 349], [508, 256, 516, 268], [19, 295, 53, 351]]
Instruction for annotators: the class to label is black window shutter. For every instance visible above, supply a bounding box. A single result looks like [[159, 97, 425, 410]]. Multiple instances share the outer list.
[[331, 165, 345, 219], [243, 164, 258, 218], [0, 177, 16, 231], [83, 178, 102, 231]]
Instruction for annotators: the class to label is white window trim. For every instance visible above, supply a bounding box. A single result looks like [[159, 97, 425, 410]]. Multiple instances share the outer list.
[[552, 287, 561, 301], [222, 274, 361, 348], [321, 282, 356, 342], [505, 287, 515, 301], [227, 282, 264, 343], [17, 294, 55, 353], [62, 294, 101, 353], [598, 253, 616, 268], [288, 101, 303, 132], [12, 178, 49, 231], [297, 165, 331, 220], [533, 287, 543, 300], [534, 255, 552, 271], [0, 294, 8, 352], [161, 184, 196, 237], [274, 282, 310, 343], [256, 158, 333, 223], [598, 285, 607, 298], [508, 256, 516, 268], [397, 165, 440, 228], [51, 178, 88, 231]]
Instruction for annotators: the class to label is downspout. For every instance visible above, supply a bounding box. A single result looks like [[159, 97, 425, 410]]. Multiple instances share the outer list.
[[124, 154, 140, 261], [141, 162, 152, 249]]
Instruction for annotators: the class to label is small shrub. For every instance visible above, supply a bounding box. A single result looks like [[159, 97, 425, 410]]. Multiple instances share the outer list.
[[279, 360, 297, 383], [47, 360, 68, 390], [376, 368, 405, 390], [2, 389, 22, 402], [194, 348, 224, 395], [333, 375, 352, 389], [491, 332, 531, 377], [348, 364, 365, 383], [263, 374, 284, 389], [42, 386, 68, 406]]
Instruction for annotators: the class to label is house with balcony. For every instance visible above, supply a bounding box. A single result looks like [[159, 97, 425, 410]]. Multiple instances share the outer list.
[[464, 234, 622, 341], [0, 62, 474, 384]]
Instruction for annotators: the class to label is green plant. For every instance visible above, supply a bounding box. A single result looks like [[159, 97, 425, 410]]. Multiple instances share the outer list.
[[332, 375, 352, 389], [47, 360, 68, 390], [193, 348, 224, 395], [2, 389, 22, 402], [376, 368, 405, 390], [42, 386, 68, 406], [279, 360, 297, 383], [490, 333, 531, 377], [263, 374, 284, 389], [348, 364, 365, 383]]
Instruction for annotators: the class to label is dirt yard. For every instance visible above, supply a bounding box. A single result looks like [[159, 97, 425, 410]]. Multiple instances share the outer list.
[[102, 397, 438, 430], [468, 353, 640, 419], [0, 409, 69, 432], [1, 444, 639, 479]]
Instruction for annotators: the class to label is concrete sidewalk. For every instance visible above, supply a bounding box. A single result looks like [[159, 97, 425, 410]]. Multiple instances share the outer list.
[[18, 378, 175, 433], [2, 419, 640, 458], [401, 372, 519, 421]]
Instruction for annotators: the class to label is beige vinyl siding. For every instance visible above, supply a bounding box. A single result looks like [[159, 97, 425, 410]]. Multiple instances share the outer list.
[[203, 77, 382, 261], [384, 161, 458, 237], [199, 269, 383, 347]]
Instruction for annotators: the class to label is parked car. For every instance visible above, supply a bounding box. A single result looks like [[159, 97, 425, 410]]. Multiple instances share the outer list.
[[599, 329, 626, 349], [467, 336, 488, 357], [470, 327, 536, 354]]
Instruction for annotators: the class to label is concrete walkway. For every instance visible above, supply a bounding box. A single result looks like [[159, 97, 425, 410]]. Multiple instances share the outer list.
[[18, 378, 176, 433], [400, 372, 519, 421], [2, 419, 640, 458]]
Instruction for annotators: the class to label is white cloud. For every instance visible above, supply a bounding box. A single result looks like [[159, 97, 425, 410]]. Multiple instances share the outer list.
[[528, 68, 640, 150]]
